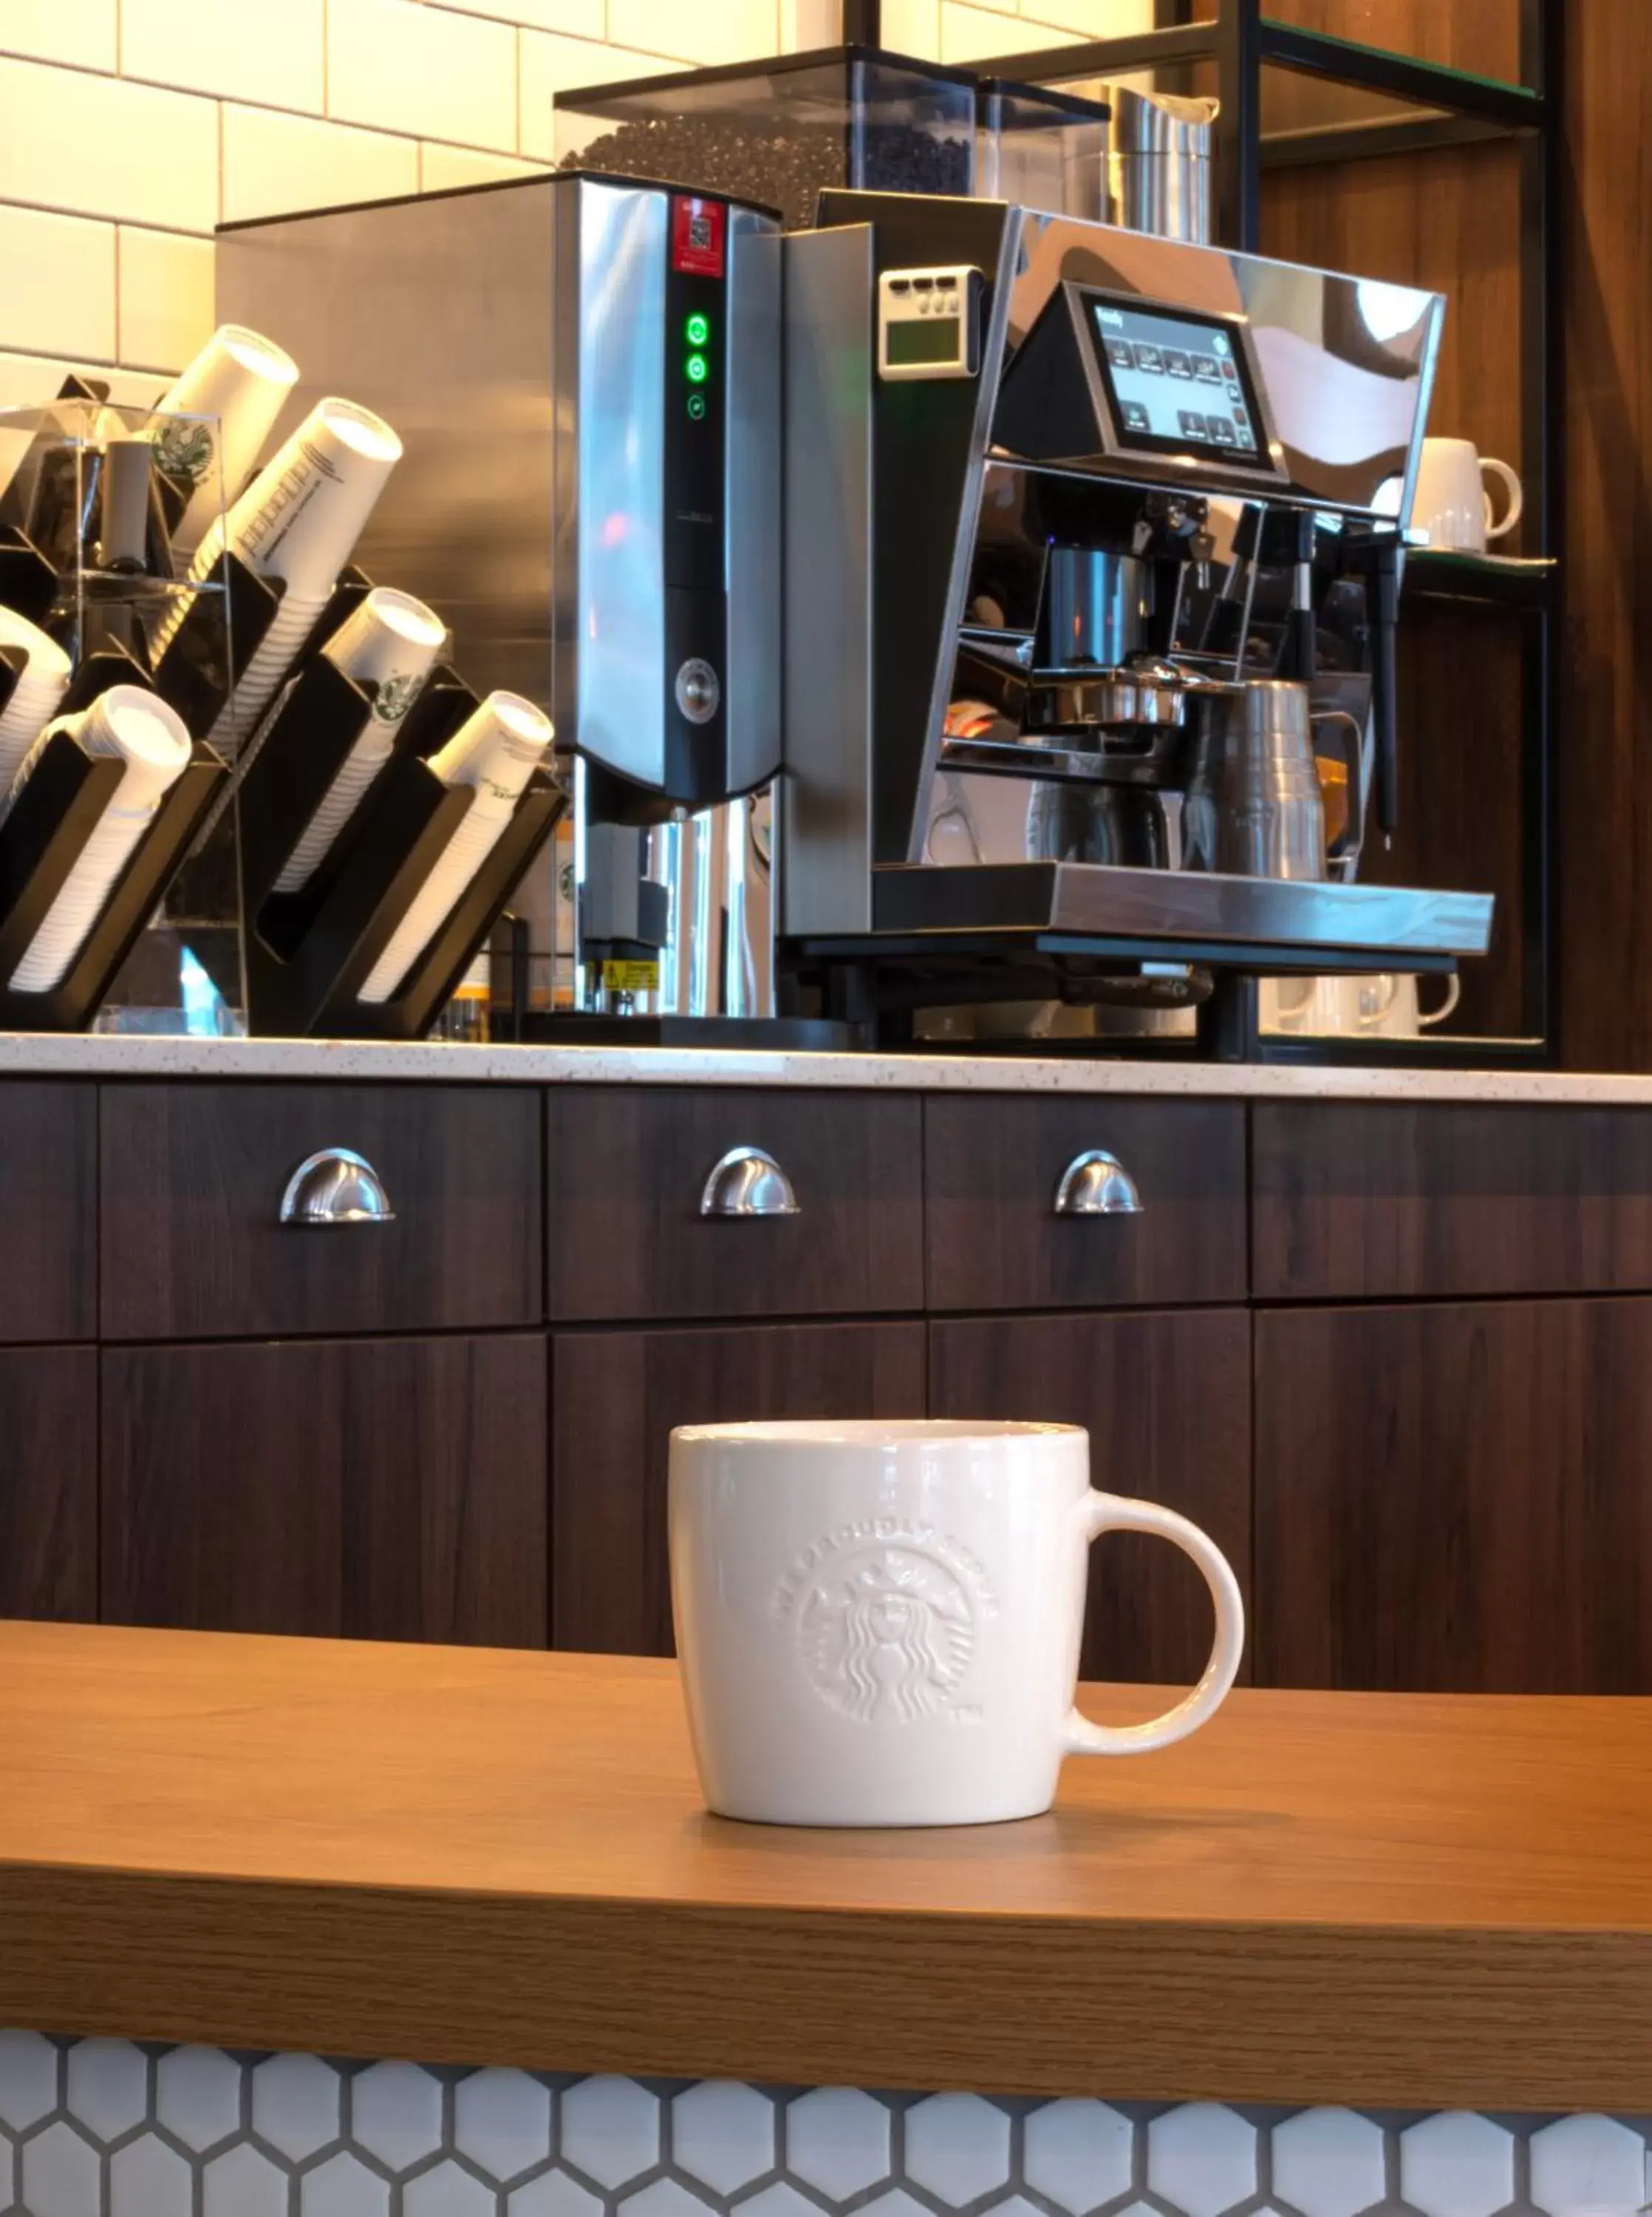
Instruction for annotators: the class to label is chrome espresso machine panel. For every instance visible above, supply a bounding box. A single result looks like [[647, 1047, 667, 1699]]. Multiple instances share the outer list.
[[780, 192, 1492, 985]]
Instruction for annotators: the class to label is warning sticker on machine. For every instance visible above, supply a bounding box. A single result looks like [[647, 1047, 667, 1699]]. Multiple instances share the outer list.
[[601, 961, 660, 993]]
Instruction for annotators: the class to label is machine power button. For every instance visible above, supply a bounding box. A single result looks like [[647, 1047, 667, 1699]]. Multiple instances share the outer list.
[[675, 657, 721, 724]]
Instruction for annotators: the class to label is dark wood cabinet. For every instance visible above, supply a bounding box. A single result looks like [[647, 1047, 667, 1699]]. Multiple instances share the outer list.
[[100, 1083, 542, 1341], [0, 1081, 95, 1343], [929, 1311, 1252, 1686], [551, 1321, 927, 1655], [1253, 1103, 1652, 1301], [1255, 1298, 1652, 1693], [0, 1346, 96, 1621], [924, 1097, 1247, 1312], [101, 1334, 547, 1646], [546, 1088, 924, 1323]]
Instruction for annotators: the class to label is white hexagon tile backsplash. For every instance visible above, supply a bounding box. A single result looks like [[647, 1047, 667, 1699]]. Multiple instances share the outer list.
[[0, 2033, 1649, 2217]]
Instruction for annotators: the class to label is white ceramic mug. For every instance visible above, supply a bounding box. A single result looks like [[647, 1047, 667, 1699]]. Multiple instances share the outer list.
[[1412, 437, 1522, 554], [669, 1419, 1244, 1828], [1261, 974, 1395, 1035], [1376, 972, 1461, 1036]]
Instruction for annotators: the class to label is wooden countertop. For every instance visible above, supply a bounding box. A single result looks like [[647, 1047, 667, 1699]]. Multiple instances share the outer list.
[[3, 1620, 1649, 2111]]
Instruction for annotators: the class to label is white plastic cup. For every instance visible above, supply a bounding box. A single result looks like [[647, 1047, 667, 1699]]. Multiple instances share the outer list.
[[356, 691, 551, 1004], [153, 324, 300, 568], [7, 685, 192, 992]]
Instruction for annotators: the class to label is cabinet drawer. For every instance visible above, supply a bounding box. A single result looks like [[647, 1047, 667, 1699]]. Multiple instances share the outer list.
[[546, 1088, 924, 1321], [0, 1081, 95, 1342], [100, 1083, 542, 1341], [0, 1346, 96, 1621], [924, 1097, 1247, 1312], [1253, 1103, 1652, 1300]]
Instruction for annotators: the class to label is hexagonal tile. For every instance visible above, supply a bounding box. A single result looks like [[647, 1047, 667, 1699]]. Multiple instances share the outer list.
[[406, 2159, 498, 2216], [254, 2050, 342, 2161], [511, 2176, 606, 2217], [22, 2121, 100, 2217], [562, 2076, 662, 2188], [0, 2027, 59, 2131], [672, 2081, 776, 2195], [905, 2094, 1011, 2207], [1146, 2104, 1257, 2217], [303, 2148, 392, 2216], [457, 2068, 553, 2184], [785, 2087, 892, 2201], [740, 2185, 824, 2217], [621, 2177, 716, 2217], [1271, 2108, 1386, 2217], [111, 2133, 193, 2217], [205, 2141, 290, 2217], [1024, 2100, 1133, 2214], [0, 2134, 13, 2212], [857, 2190, 930, 2217], [352, 2060, 443, 2173], [157, 2044, 243, 2153], [1529, 2115, 1645, 2216], [1399, 2113, 1514, 2217], [66, 2036, 148, 2143]]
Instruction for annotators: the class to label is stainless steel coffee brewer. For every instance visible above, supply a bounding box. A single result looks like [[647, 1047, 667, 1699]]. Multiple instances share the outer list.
[[778, 193, 1493, 1039]]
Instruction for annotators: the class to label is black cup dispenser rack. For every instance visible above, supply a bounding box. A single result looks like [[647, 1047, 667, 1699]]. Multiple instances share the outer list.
[[231, 571, 566, 1041]]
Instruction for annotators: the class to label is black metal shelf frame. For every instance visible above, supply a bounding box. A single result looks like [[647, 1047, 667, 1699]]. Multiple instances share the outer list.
[[951, 0, 1563, 1065]]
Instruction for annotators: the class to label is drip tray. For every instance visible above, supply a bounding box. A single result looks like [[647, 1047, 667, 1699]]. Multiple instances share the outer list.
[[868, 863, 1495, 961]]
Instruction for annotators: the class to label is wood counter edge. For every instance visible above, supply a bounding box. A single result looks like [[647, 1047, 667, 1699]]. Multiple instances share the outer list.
[[5, 1861, 1651, 2111]]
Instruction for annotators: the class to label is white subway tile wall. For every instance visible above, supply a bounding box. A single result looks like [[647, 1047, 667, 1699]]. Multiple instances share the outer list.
[[0, 0, 1147, 398], [3, 2036, 1652, 2217]]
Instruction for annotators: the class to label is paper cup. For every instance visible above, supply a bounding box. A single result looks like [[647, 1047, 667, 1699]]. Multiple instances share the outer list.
[[0, 608, 71, 791], [210, 395, 401, 600], [154, 324, 300, 569], [272, 590, 447, 895], [207, 590, 330, 752], [8, 685, 191, 992], [357, 691, 551, 1004]]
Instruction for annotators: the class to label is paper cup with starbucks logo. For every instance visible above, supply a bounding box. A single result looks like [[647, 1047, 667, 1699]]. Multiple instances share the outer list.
[[669, 1420, 1244, 1827], [152, 324, 300, 571]]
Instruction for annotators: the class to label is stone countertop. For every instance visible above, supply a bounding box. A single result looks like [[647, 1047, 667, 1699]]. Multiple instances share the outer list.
[[4, 1621, 1652, 2111], [0, 1029, 1645, 1101]]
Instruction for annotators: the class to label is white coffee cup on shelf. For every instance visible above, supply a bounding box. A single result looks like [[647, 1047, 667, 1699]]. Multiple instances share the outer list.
[[7, 685, 191, 993], [356, 689, 551, 1004], [273, 588, 448, 893], [1261, 972, 1461, 1038], [1412, 437, 1522, 554], [1375, 972, 1461, 1037], [669, 1419, 1244, 1828], [152, 323, 299, 569], [0, 607, 71, 791]]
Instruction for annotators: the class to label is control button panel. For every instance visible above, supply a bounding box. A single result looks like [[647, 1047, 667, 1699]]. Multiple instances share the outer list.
[[878, 264, 983, 381]]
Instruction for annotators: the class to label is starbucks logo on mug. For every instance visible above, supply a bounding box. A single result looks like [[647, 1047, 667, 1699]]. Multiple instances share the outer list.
[[776, 1525, 993, 1724]]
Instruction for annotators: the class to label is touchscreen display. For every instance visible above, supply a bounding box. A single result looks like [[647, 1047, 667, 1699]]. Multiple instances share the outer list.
[[1088, 298, 1266, 463]]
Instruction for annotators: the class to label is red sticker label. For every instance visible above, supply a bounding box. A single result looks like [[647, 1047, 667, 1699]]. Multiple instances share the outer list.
[[672, 195, 725, 278]]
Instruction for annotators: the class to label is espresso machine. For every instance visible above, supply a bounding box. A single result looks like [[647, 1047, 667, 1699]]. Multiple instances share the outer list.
[[779, 192, 1493, 1041]]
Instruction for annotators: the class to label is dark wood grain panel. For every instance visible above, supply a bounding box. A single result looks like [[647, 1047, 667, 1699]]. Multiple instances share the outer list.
[[102, 1335, 547, 1646], [0, 1081, 95, 1343], [0, 1346, 96, 1621], [551, 1321, 926, 1655], [924, 1096, 1246, 1312], [1253, 1102, 1652, 1298], [100, 1083, 542, 1341], [929, 1310, 1252, 1687], [1255, 1297, 1652, 1692], [1556, 3, 1652, 1068], [545, 1089, 924, 1322]]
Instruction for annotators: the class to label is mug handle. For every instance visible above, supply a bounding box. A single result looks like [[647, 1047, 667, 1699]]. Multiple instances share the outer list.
[[1063, 1492, 1246, 1757], [1480, 457, 1523, 542], [1418, 972, 1462, 1028]]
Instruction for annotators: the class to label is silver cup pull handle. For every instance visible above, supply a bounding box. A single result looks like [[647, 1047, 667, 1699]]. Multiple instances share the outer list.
[[700, 1145, 800, 1219], [279, 1148, 397, 1226], [1053, 1149, 1143, 1216]]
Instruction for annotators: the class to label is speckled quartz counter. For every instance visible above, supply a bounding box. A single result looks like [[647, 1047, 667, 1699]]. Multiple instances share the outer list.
[[0, 1027, 1642, 1100], [1, 1626, 1651, 2217]]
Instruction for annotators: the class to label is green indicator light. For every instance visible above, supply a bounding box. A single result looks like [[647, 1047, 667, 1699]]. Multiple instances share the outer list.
[[685, 312, 710, 346], [686, 352, 709, 384]]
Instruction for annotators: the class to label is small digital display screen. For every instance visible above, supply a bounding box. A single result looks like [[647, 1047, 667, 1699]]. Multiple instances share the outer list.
[[887, 317, 963, 367], [1087, 296, 1269, 466]]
